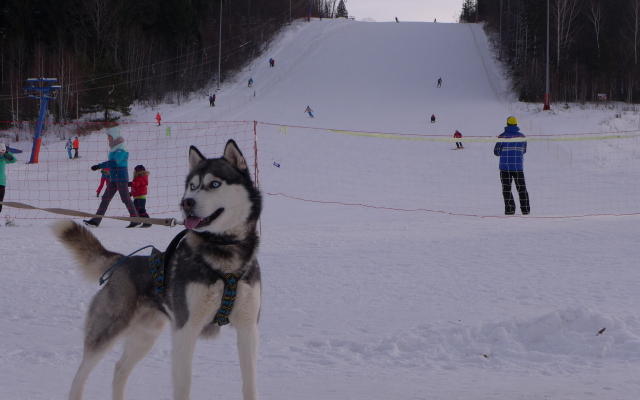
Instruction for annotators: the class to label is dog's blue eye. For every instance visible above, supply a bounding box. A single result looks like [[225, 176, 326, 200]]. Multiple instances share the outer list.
[[190, 183, 196, 190], [211, 181, 221, 188]]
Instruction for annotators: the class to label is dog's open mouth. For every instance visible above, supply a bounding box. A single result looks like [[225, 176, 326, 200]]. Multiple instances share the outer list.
[[184, 208, 224, 230]]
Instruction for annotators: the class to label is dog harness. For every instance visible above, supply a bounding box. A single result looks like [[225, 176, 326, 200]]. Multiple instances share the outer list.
[[147, 229, 244, 326]]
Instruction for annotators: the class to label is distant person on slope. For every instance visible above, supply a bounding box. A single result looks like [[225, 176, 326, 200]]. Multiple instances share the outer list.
[[155, 112, 161, 126], [431, 114, 436, 123], [437, 77, 442, 87], [494, 116, 530, 215], [248, 77, 254, 87], [65, 138, 73, 159], [454, 130, 463, 149], [304, 106, 314, 118], [395, 17, 399, 23], [73, 137, 80, 158]]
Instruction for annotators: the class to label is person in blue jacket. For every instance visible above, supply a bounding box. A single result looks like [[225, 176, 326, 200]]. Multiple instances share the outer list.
[[494, 116, 530, 215], [65, 138, 73, 159], [0, 143, 17, 215], [84, 127, 140, 228]]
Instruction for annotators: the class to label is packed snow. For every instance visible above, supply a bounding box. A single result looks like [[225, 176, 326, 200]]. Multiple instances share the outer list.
[[1, 19, 639, 399]]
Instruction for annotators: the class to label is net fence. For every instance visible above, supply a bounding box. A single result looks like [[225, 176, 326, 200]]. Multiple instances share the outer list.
[[1, 121, 639, 221]]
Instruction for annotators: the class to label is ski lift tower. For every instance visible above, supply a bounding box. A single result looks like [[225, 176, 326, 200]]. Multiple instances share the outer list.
[[24, 77, 60, 164]]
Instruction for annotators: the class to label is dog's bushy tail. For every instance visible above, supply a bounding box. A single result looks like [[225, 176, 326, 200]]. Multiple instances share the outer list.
[[52, 220, 123, 282]]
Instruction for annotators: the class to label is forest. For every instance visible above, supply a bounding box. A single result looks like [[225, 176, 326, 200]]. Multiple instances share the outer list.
[[0, 0, 348, 124], [461, 0, 640, 104]]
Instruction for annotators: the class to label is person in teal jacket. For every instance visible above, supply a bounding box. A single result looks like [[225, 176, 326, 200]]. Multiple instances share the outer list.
[[0, 143, 17, 214], [84, 127, 140, 228]]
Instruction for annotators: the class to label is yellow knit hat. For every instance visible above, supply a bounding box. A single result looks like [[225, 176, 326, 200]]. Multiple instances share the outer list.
[[507, 116, 518, 126]]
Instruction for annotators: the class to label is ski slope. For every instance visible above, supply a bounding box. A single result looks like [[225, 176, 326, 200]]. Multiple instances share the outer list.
[[1, 19, 640, 400]]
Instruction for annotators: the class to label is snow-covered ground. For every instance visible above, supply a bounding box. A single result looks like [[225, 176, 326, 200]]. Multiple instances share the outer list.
[[1, 19, 639, 399]]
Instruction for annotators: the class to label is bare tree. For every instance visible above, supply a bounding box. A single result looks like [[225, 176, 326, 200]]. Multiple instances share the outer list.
[[80, 0, 121, 62], [586, 1, 604, 59], [553, 0, 582, 68], [625, 0, 640, 66]]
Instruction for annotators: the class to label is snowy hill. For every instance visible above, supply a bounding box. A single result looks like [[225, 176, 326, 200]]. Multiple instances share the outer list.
[[1, 19, 640, 400]]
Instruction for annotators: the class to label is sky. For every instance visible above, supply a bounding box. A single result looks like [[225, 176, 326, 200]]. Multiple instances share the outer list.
[[2, 18, 640, 400], [346, 0, 465, 23]]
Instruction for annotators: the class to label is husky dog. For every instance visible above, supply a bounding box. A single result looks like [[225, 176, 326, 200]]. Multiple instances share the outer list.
[[53, 140, 262, 400]]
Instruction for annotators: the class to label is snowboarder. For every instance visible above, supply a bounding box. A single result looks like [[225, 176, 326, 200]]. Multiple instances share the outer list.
[[65, 138, 73, 159], [155, 112, 161, 126], [431, 114, 436, 123], [437, 77, 442, 87], [130, 165, 151, 228], [0, 143, 17, 215], [454, 130, 463, 149], [248, 77, 253, 87], [304, 105, 314, 118], [494, 116, 530, 215], [72, 137, 80, 158], [84, 127, 140, 228]]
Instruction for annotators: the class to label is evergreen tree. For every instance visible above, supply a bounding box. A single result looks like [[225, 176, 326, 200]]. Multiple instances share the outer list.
[[336, 0, 348, 18], [82, 54, 132, 122]]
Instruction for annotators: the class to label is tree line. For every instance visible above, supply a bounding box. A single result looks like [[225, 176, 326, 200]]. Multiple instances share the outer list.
[[460, 0, 640, 104], [0, 0, 347, 125]]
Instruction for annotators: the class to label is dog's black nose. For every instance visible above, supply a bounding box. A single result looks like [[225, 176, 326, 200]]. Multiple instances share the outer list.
[[182, 198, 195, 210]]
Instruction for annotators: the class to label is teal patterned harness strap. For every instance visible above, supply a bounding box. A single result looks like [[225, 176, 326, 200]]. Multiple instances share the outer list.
[[148, 247, 165, 294], [213, 273, 243, 326]]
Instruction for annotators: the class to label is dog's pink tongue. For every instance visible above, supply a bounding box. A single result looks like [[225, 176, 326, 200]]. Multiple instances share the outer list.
[[184, 216, 203, 230]]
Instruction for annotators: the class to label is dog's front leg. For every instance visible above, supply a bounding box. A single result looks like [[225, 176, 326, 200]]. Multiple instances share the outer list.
[[171, 325, 200, 399], [236, 323, 259, 400]]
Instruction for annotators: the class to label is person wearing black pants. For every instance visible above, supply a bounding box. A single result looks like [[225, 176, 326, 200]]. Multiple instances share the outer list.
[[500, 170, 530, 215], [494, 116, 530, 215]]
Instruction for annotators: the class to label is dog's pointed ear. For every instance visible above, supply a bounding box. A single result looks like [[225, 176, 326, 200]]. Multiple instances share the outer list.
[[189, 146, 206, 173], [223, 139, 248, 171]]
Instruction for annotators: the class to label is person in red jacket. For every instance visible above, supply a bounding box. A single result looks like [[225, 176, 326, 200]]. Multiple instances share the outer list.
[[454, 130, 463, 149], [72, 137, 80, 158], [155, 112, 161, 126], [130, 165, 151, 227]]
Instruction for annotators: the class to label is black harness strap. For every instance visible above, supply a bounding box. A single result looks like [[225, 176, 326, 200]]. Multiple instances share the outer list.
[[148, 229, 188, 295], [147, 229, 244, 326], [212, 272, 243, 326]]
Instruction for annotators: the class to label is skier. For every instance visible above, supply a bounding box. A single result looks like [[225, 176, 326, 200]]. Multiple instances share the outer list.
[[155, 112, 161, 126], [395, 17, 399, 23], [248, 77, 253, 87], [454, 130, 463, 149], [494, 116, 530, 215], [437, 77, 442, 87], [72, 137, 80, 158], [211, 93, 216, 106], [431, 114, 436, 123], [209, 94, 213, 106], [65, 138, 73, 159], [304, 105, 314, 118]]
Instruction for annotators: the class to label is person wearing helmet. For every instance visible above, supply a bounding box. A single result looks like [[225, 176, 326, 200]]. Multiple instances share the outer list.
[[494, 116, 530, 215]]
